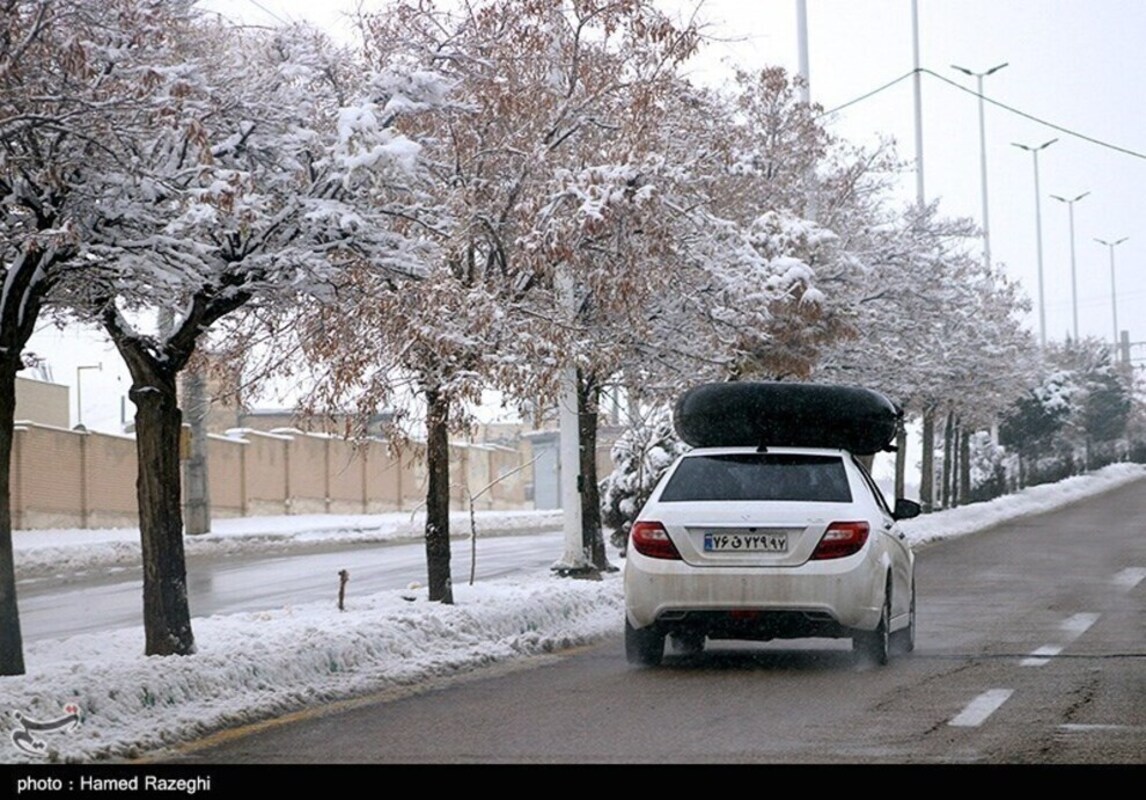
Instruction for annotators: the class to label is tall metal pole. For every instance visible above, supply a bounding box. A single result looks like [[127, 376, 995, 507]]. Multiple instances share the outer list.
[[1095, 236, 1129, 347], [911, 0, 930, 512], [795, 0, 817, 223], [1050, 192, 1089, 342], [796, 0, 810, 104], [911, 0, 925, 202], [1013, 139, 1057, 347], [952, 62, 1007, 270]]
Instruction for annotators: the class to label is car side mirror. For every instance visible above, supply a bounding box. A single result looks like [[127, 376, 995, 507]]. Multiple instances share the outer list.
[[893, 498, 921, 520]]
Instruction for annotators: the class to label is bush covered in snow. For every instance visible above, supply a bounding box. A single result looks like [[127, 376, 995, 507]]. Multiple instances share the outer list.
[[599, 408, 689, 551], [968, 431, 1010, 502], [999, 340, 1141, 487]]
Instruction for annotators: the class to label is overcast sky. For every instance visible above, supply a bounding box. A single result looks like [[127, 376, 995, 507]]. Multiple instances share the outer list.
[[34, 0, 1146, 429]]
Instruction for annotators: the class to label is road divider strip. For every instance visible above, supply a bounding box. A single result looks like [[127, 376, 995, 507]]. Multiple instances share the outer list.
[[1021, 645, 1062, 667], [1061, 613, 1100, 637], [949, 689, 1014, 727], [1112, 567, 1146, 590], [1022, 612, 1099, 666]]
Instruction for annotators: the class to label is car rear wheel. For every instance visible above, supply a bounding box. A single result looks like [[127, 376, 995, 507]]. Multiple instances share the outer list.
[[625, 619, 665, 666], [853, 586, 890, 665], [891, 577, 916, 654]]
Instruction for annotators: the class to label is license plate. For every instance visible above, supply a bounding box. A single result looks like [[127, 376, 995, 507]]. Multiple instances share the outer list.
[[704, 532, 788, 552]]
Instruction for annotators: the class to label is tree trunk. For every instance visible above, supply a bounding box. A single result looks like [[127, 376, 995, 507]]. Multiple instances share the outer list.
[[577, 369, 608, 571], [120, 346, 195, 656], [894, 425, 907, 500], [959, 426, 971, 505], [0, 249, 59, 673], [920, 409, 934, 513], [424, 386, 453, 604], [0, 360, 25, 675], [942, 410, 955, 509]]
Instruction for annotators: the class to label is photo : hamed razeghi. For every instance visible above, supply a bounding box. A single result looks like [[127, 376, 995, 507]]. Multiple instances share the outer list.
[[16, 774, 211, 794]]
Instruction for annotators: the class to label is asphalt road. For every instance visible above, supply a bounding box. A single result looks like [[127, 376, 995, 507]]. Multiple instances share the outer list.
[[167, 478, 1146, 764]]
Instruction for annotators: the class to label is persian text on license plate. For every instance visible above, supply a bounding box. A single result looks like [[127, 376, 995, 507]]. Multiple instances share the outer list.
[[704, 532, 788, 552]]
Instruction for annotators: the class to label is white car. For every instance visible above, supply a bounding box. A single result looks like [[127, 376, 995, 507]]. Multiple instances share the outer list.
[[623, 445, 919, 666]]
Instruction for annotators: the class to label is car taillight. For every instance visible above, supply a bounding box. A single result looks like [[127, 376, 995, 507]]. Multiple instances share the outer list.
[[630, 521, 682, 560], [811, 521, 870, 560]]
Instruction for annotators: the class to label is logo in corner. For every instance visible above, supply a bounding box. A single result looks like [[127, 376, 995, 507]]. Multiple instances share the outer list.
[[10, 704, 82, 757]]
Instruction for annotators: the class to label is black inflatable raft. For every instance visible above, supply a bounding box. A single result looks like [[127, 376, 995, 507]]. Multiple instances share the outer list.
[[673, 382, 901, 455]]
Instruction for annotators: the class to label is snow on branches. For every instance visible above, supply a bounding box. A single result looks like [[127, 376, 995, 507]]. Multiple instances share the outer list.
[[817, 201, 1036, 423]]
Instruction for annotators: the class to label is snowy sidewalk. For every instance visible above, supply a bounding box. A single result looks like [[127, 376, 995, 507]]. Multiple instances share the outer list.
[[1, 464, 1143, 762]]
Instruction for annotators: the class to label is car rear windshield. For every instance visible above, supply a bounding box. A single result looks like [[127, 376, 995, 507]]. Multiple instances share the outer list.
[[658, 453, 852, 503]]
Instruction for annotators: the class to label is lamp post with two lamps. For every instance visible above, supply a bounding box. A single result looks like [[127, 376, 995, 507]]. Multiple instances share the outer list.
[[1050, 191, 1090, 342], [1012, 138, 1058, 347], [951, 61, 1007, 270], [1095, 236, 1129, 351]]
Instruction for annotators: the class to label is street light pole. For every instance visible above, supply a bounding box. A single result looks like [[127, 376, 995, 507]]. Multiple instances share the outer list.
[[1050, 191, 1090, 342], [1095, 236, 1129, 348], [952, 62, 1007, 270], [1013, 138, 1058, 347]]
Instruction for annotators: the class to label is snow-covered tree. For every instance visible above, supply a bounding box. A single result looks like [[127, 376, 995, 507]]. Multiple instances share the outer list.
[[64, 16, 428, 655], [1002, 339, 1137, 482], [299, 0, 707, 594], [817, 200, 1037, 506], [613, 68, 882, 393], [1000, 368, 1076, 485], [516, 66, 873, 552], [0, 0, 218, 674]]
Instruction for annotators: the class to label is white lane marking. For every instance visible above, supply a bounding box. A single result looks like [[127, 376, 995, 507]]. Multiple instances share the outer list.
[[1061, 613, 1100, 637], [1113, 568, 1146, 590], [1021, 645, 1062, 667], [1022, 613, 1100, 666], [949, 689, 1014, 727]]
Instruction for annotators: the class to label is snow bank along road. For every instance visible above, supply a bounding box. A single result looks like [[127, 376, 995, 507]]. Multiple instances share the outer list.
[[1, 465, 1143, 763]]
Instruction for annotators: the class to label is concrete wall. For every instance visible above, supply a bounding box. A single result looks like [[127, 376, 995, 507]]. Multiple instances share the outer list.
[[12, 423, 138, 530], [11, 422, 531, 531], [15, 377, 69, 429]]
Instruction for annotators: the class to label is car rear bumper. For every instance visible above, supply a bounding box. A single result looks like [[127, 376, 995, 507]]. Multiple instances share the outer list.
[[624, 549, 886, 635]]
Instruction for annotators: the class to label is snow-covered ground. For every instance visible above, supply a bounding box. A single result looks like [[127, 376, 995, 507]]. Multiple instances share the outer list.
[[2, 463, 1143, 763]]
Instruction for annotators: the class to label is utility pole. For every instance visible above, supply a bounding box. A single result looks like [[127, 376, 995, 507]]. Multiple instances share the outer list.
[[181, 366, 211, 535], [795, 0, 817, 224], [796, 0, 810, 104], [910, 0, 932, 511], [553, 267, 589, 576], [911, 0, 925, 202]]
